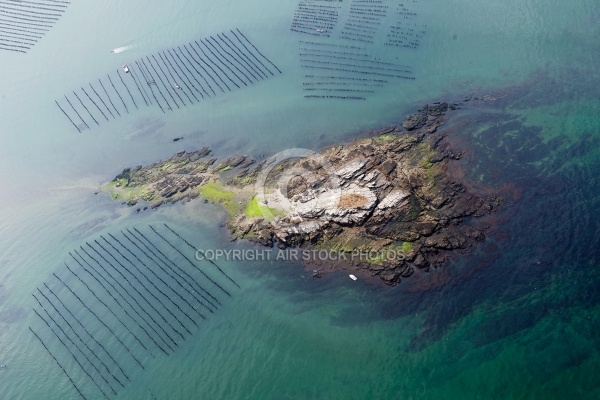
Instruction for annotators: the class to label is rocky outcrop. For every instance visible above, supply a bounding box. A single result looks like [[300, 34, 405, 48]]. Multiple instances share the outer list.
[[103, 103, 499, 286]]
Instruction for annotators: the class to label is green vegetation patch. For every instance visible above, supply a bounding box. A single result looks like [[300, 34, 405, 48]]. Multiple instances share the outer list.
[[244, 196, 284, 220], [199, 180, 241, 216]]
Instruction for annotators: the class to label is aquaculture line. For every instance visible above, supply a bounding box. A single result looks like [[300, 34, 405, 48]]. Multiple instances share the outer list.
[[0, 0, 71, 54], [289, 0, 426, 100], [55, 29, 282, 132], [29, 224, 239, 400]]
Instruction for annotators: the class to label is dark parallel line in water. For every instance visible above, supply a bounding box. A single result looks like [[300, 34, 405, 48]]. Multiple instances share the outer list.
[[158, 52, 194, 103], [150, 225, 231, 298], [0, 16, 52, 29], [220, 32, 268, 79], [139, 59, 170, 112], [344, 22, 377, 32], [293, 12, 338, 20], [117, 231, 208, 319], [137, 58, 162, 105], [0, 12, 56, 28], [106, 74, 129, 113], [0, 1, 66, 13], [304, 74, 387, 83], [0, 2, 65, 15], [32, 307, 112, 400], [35, 290, 124, 387], [132, 227, 220, 309], [0, 32, 36, 43], [42, 282, 130, 381], [303, 87, 375, 93], [204, 39, 253, 86], [134, 60, 161, 110], [0, 25, 44, 36], [216, 33, 263, 79], [0, 6, 59, 21], [98, 78, 121, 117], [235, 28, 282, 74], [188, 40, 232, 91], [147, 55, 179, 109], [150, 54, 184, 107], [80, 86, 109, 121], [72, 90, 99, 126], [303, 80, 384, 87], [88, 240, 185, 342], [55, 100, 80, 132], [179, 43, 225, 95], [117, 69, 139, 109], [76, 247, 177, 351], [64, 95, 88, 129], [193, 40, 240, 89], [300, 50, 410, 68], [290, 28, 330, 38], [100, 236, 198, 335], [29, 327, 88, 400], [54, 273, 145, 369], [181, 44, 222, 94], [299, 55, 412, 72], [231, 30, 274, 76], [65, 262, 149, 352], [295, 7, 339, 15], [304, 95, 366, 100], [164, 49, 203, 100], [213, 34, 260, 81], [299, 39, 362, 49], [125, 65, 148, 107], [32, 305, 118, 397], [70, 251, 170, 355], [123, 229, 215, 315], [0, 40, 29, 49], [170, 47, 211, 98], [36, 0, 71, 4], [9, 0, 69, 7], [341, 27, 376, 36], [109, 233, 206, 322], [88, 83, 114, 119], [339, 35, 374, 44], [158, 52, 194, 104], [0, 2, 62, 17], [0, 18, 50, 32], [301, 64, 415, 79], [164, 223, 240, 289], [0, 44, 25, 52]]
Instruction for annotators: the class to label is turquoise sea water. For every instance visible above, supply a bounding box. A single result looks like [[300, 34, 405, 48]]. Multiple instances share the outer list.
[[1, 0, 599, 399]]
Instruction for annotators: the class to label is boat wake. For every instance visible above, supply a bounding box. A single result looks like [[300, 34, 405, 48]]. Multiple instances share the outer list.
[[110, 45, 133, 54]]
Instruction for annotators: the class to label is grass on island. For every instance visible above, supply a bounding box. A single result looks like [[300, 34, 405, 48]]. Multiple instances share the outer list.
[[199, 180, 241, 216], [244, 196, 283, 220]]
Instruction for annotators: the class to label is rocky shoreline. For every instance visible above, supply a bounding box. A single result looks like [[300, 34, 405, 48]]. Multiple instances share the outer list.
[[103, 103, 500, 285]]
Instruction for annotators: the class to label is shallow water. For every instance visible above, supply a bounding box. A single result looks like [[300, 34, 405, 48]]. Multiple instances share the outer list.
[[1, 0, 599, 399]]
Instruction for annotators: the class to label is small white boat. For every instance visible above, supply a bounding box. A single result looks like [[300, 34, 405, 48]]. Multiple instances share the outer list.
[[122, 64, 130, 73], [349, 274, 357, 281], [174, 83, 181, 89]]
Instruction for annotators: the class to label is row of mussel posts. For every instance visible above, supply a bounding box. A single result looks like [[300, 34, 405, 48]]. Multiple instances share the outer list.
[[30, 224, 240, 400], [55, 29, 281, 132], [290, 0, 427, 100]]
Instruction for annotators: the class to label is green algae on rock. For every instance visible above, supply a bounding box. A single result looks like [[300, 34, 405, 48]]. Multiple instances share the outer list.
[[103, 103, 498, 285]]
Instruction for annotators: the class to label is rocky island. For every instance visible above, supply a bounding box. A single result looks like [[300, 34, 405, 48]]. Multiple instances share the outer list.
[[103, 103, 499, 285]]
